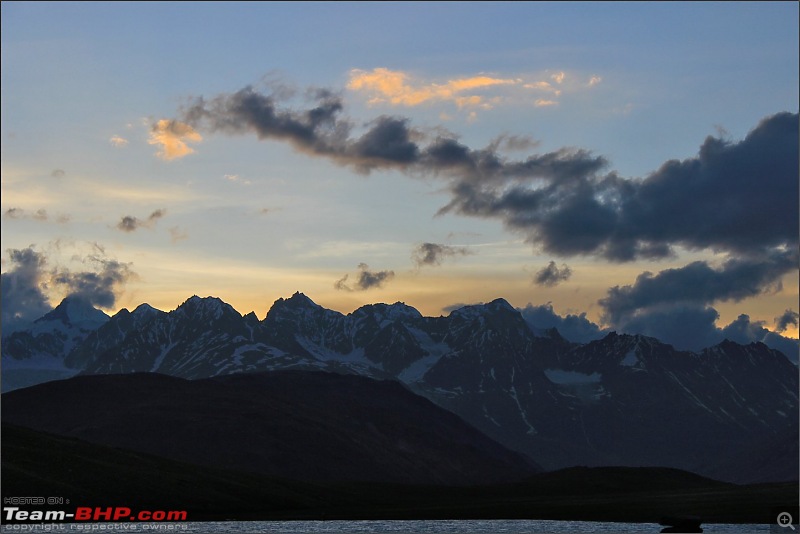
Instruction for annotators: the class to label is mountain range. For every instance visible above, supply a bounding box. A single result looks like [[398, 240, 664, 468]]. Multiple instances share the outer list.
[[2, 292, 798, 484]]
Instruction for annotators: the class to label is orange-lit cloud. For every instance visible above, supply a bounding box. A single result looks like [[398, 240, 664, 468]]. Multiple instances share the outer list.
[[347, 68, 517, 108], [148, 119, 202, 161], [523, 81, 561, 96], [534, 99, 558, 107]]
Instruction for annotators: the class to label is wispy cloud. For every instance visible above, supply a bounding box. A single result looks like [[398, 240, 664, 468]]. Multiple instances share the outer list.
[[3, 207, 70, 223], [334, 263, 395, 291], [347, 68, 601, 115], [169, 226, 189, 243], [224, 174, 252, 185], [116, 209, 167, 232], [412, 242, 472, 268], [109, 135, 129, 147], [533, 261, 572, 286], [347, 68, 517, 109], [148, 119, 202, 160], [774, 309, 799, 333]]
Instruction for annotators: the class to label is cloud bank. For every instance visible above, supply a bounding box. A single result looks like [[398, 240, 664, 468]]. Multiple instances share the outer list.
[[1, 246, 137, 333]]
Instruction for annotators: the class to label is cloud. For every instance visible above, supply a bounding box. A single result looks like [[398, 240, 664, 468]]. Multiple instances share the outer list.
[[334, 263, 395, 291], [488, 134, 540, 152], [0, 247, 52, 333], [411, 242, 471, 268], [610, 303, 798, 359], [177, 83, 611, 179], [347, 68, 517, 109], [169, 226, 189, 243], [224, 174, 252, 185], [148, 119, 202, 160], [1, 246, 137, 333], [3, 208, 69, 223], [598, 251, 796, 326], [533, 261, 572, 287], [51, 256, 136, 309], [774, 309, 799, 333], [518, 303, 608, 344], [534, 99, 558, 107], [109, 135, 129, 147], [612, 303, 724, 351], [587, 75, 602, 87], [51, 169, 65, 178], [440, 112, 798, 262], [116, 209, 167, 233], [523, 81, 560, 95]]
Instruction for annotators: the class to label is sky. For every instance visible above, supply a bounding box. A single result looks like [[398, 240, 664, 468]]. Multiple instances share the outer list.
[[1, 2, 798, 354]]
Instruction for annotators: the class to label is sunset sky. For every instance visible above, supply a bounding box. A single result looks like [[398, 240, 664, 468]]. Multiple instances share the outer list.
[[2, 2, 798, 353]]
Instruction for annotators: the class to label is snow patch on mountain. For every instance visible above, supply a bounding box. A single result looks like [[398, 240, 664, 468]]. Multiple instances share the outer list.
[[620, 350, 639, 367], [544, 369, 603, 385]]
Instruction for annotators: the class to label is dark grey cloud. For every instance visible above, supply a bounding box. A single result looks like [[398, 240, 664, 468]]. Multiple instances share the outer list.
[[334, 263, 395, 292], [775, 309, 799, 333], [596, 248, 798, 357], [178, 85, 609, 180], [599, 250, 797, 326], [176, 84, 796, 262], [1, 247, 52, 333], [1, 246, 137, 333], [412, 242, 471, 268], [116, 209, 167, 233], [50, 256, 136, 309], [518, 303, 608, 344], [533, 261, 572, 287], [611, 303, 798, 361], [441, 112, 799, 262], [613, 304, 724, 352]]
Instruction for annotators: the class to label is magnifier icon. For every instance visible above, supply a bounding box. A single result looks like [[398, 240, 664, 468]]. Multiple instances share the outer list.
[[778, 512, 795, 530]]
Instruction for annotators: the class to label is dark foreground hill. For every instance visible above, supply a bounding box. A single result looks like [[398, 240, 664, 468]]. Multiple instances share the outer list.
[[4, 293, 797, 483], [1, 371, 538, 486], [2, 423, 796, 524]]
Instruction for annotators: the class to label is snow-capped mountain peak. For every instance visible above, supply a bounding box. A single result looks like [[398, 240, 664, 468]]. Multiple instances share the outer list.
[[33, 295, 110, 332]]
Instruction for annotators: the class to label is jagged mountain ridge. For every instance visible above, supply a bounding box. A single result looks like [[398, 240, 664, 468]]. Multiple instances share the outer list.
[[2, 292, 797, 483]]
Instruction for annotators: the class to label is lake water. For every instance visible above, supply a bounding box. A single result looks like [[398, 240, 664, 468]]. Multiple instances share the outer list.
[[0, 520, 769, 533]]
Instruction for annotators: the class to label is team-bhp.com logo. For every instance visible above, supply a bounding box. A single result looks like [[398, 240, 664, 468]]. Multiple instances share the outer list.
[[4, 507, 188, 522]]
